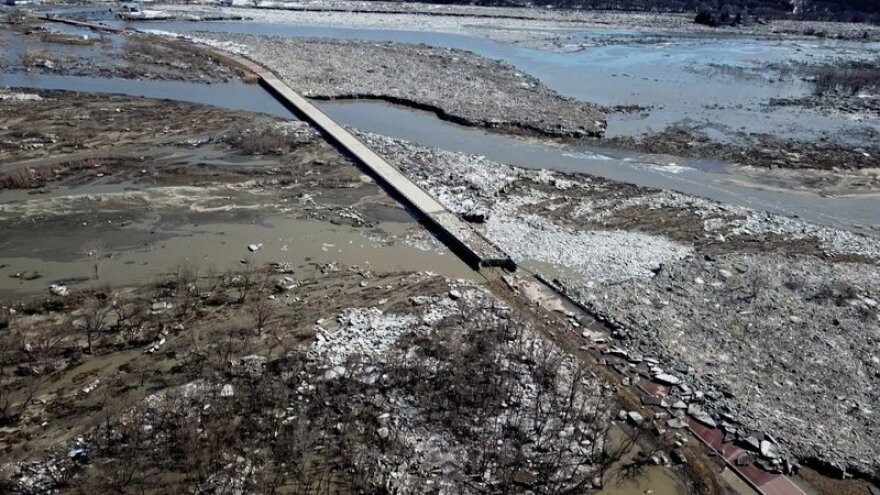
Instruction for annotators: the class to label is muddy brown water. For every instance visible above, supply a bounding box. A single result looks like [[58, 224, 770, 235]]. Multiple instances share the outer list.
[[0, 214, 476, 297]]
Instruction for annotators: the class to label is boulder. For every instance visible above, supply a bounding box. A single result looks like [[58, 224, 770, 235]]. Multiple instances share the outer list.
[[760, 440, 780, 459]]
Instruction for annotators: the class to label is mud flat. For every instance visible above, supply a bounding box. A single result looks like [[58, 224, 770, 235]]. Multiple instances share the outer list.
[[363, 132, 880, 487], [0, 89, 476, 297], [197, 33, 607, 138], [0, 23, 244, 83]]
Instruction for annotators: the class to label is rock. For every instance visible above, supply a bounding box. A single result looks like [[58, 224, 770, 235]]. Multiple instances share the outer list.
[[607, 346, 630, 360], [760, 440, 780, 459], [448, 289, 462, 300], [462, 209, 488, 223], [687, 404, 717, 428], [743, 436, 762, 452], [718, 269, 733, 279], [377, 426, 390, 439], [275, 276, 297, 292], [671, 400, 687, 409], [247, 243, 263, 252], [627, 411, 645, 425], [151, 301, 173, 312], [323, 365, 347, 380], [642, 395, 663, 406], [653, 373, 682, 386], [671, 449, 687, 464], [667, 418, 688, 429], [48, 284, 69, 297], [220, 384, 234, 397]]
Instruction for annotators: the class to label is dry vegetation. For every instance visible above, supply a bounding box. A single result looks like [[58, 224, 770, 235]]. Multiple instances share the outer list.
[[812, 60, 880, 95], [0, 264, 646, 494], [0, 158, 109, 190]]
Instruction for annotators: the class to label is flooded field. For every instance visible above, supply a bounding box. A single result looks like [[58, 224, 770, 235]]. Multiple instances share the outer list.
[[0, 89, 470, 299], [0, 68, 698, 495], [2, 8, 880, 494], [0, 211, 472, 297], [3, 17, 877, 230], [106, 19, 880, 144]]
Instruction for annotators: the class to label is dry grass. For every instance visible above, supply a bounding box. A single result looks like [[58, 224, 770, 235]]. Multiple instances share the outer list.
[[812, 62, 880, 96], [682, 447, 725, 495], [0, 158, 103, 189]]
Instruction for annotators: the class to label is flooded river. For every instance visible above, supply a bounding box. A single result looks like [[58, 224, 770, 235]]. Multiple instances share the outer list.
[[5, 27, 878, 232], [74, 17, 877, 232], [0, 73, 293, 118], [2, 16, 879, 297], [107, 19, 880, 143], [320, 99, 880, 232]]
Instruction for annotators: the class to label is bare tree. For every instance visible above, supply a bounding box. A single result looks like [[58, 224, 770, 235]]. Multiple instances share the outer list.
[[249, 296, 276, 335], [174, 261, 201, 319], [83, 239, 108, 280], [80, 297, 112, 354]]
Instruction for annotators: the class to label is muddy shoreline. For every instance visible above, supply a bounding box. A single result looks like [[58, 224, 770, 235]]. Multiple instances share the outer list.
[[0, 89, 471, 296]]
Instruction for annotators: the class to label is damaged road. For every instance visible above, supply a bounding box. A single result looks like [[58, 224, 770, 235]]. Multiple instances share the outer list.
[[362, 132, 880, 484]]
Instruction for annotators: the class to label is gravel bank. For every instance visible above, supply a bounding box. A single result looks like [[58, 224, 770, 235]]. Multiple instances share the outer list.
[[363, 132, 880, 481], [197, 33, 607, 138]]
